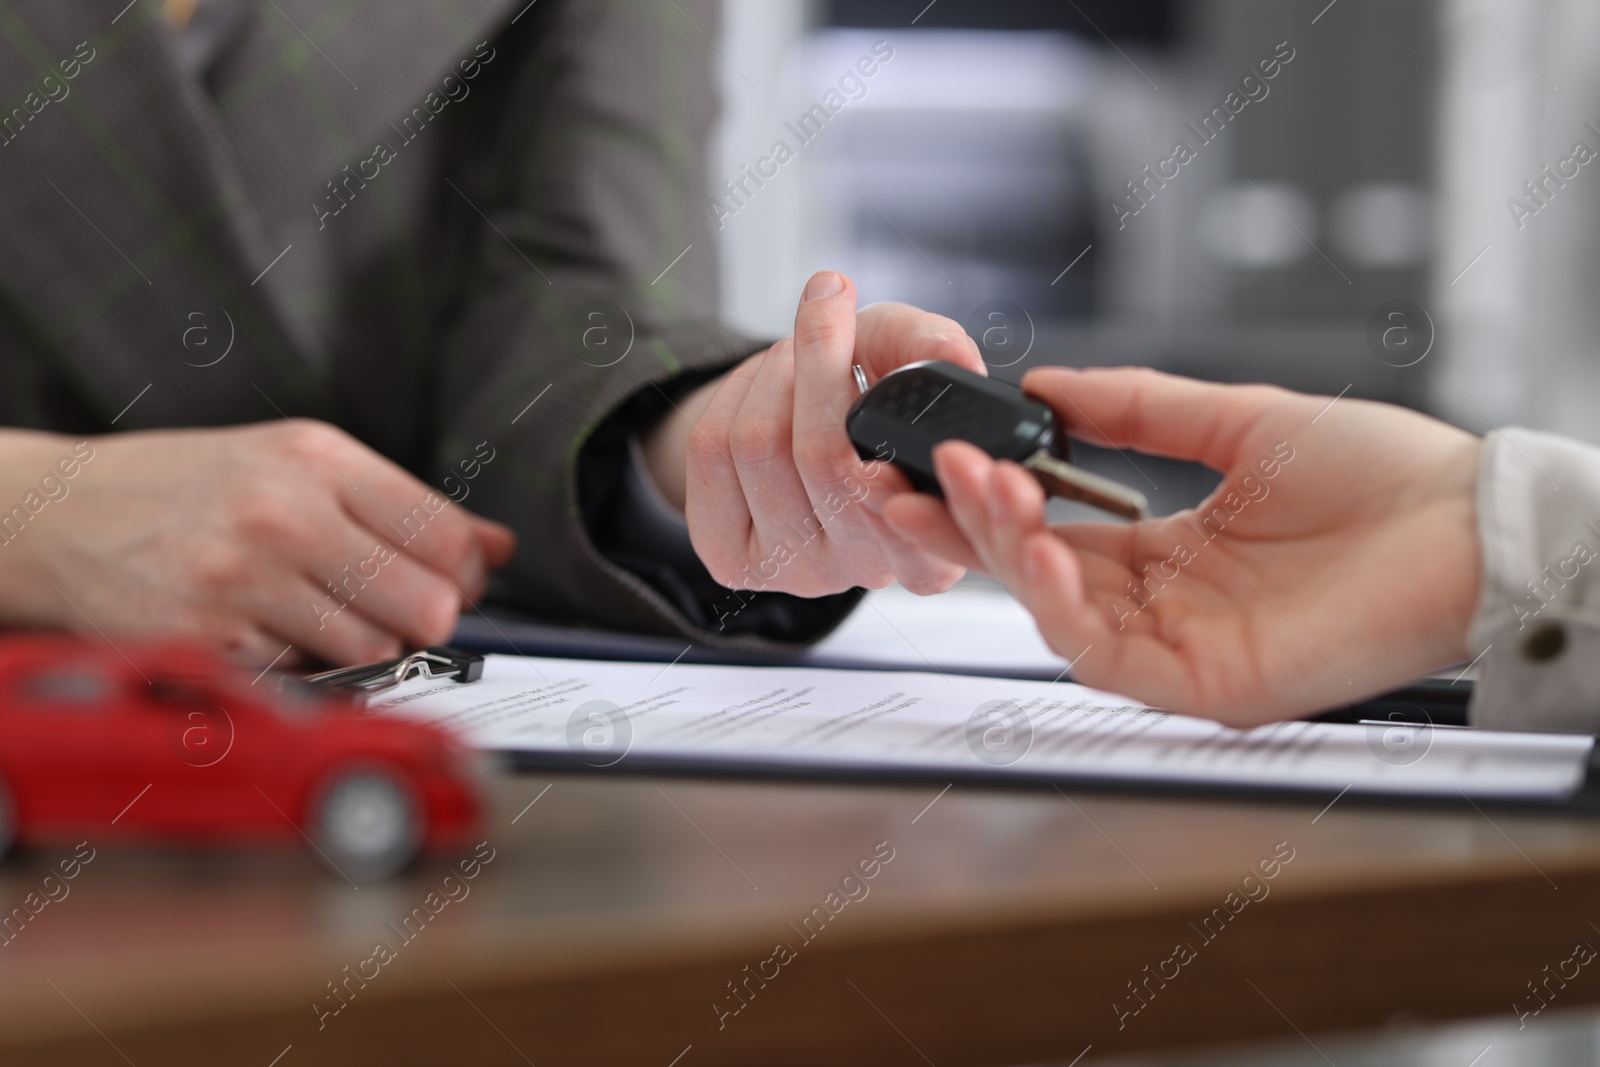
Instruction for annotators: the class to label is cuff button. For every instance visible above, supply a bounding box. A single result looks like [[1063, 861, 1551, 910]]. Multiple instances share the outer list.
[[1523, 623, 1568, 663]]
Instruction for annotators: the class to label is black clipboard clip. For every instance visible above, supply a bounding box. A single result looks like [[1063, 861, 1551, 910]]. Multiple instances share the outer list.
[[301, 646, 484, 700]]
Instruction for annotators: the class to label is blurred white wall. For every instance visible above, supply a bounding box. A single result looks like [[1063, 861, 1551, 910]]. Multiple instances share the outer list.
[[715, 0, 811, 339], [719, 1, 1600, 438], [716, 5, 1116, 339], [1433, 0, 1600, 442]]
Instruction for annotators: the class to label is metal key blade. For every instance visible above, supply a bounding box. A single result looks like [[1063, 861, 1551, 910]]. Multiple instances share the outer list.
[[1022, 450, 1149, 521]]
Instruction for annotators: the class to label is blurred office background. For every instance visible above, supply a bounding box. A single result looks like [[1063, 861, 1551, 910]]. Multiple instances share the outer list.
[[712, 0, 1600, 1062], [714, 0, 1600, 476]]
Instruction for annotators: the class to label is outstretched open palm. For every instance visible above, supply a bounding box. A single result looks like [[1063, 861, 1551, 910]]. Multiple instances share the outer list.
[[882, 367, 1483, 725]]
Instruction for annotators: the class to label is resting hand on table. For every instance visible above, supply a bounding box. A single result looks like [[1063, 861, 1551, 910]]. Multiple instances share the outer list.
[[645, 271, 986, 597], [0, 423, 515, 668], [880, 367, 1484, 725]]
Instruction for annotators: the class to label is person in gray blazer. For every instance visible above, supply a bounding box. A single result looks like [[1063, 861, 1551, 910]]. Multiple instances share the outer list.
[[885, 366, 1599, 733], [0, 0, 979, 668]]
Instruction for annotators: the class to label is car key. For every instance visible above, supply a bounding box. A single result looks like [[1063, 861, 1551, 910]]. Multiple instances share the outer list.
[[845, 360, 1149, 521]]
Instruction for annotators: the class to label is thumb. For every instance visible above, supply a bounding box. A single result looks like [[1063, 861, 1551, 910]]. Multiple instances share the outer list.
[[1021, 366, 1292, 471]]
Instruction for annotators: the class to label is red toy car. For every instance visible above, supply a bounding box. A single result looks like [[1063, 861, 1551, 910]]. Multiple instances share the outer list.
[[0, 637, 483, 880]]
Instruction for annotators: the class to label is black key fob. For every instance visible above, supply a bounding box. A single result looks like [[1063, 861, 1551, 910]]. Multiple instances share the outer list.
[[845, 361, 1148, 521]]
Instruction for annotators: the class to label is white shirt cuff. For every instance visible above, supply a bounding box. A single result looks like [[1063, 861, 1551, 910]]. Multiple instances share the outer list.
[[1469, 427, 1600, 733]]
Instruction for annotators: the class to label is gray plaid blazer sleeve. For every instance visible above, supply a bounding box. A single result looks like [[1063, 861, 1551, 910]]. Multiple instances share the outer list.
[[0, 0, 858, 649], [420, 0, 859, 646]]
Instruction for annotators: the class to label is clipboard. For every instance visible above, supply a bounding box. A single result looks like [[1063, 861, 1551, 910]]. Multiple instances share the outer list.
[[303, 641, 1472, 727], [318, 646, 1600, 812]]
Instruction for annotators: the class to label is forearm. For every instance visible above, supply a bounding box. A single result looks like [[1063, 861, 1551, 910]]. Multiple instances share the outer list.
[[0, 428, 95, 547], [0, 429, 99, 623], [0, 428, 82, 473]]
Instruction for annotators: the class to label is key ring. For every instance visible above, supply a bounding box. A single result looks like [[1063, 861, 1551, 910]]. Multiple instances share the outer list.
[[852, 364, 869, 395]]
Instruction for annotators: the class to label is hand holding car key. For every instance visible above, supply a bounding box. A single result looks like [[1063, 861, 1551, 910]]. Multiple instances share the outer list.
[[846, 361, 1149, 521]]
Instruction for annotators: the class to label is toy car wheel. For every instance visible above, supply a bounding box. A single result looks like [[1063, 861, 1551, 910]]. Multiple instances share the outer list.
[[309, 767, 422, 881]]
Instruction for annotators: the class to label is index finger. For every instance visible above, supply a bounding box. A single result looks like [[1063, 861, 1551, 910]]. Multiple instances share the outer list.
[[332, 445, 488, 589], [1021, 366, 1309, 472]]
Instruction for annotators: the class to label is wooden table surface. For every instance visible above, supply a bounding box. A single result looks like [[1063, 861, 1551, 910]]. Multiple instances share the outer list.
[[1, 768, 1597, 1066]]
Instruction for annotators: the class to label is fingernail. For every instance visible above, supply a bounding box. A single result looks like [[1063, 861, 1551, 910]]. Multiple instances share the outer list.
[[803, 271, 844, 302]]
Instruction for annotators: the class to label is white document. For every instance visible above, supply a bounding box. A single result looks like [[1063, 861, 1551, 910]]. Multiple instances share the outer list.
[[372, 655, 1595, 802], [808, 583, 1065, 676]]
